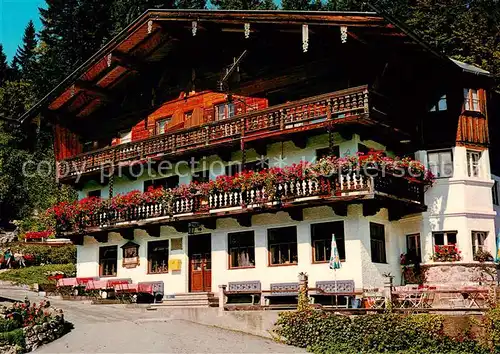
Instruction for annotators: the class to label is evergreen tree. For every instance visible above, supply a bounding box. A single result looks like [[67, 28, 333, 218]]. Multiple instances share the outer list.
[[0, 45, 8, 86], [38, 0, 113, 94], [12, 20, 38, 81], [175, 0, 206, 9], [212, 0, 276, 10], [281, 0, 313, 10]]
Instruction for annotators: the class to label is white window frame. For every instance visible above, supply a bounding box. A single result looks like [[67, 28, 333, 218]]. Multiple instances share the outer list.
[[432, 231, 457, 247], [427, 150, 453, 178], [215, 103, 235, 121], [156, 117, 171, 135], [471, 231, 487, 256], [464, 88, 480, 112], [466, 150, 482, 178]]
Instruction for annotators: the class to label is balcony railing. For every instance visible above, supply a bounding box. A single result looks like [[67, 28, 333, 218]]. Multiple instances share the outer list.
[[66, 170, 424, 234], [57, 86, 369, 179]]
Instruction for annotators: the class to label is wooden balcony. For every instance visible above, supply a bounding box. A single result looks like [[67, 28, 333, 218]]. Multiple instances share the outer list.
[[63, 170, 426, 238], [57, 86, 370, 181]]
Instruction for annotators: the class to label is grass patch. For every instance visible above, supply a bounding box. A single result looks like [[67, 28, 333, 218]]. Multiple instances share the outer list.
[[0, 264, 76, 286]]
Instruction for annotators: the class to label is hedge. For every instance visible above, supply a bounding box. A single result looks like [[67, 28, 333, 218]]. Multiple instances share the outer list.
[[274, 310, 489, 354], [0, 264, 76, 285], [0, 328, 25, 348], [15, 244, 76, 265]]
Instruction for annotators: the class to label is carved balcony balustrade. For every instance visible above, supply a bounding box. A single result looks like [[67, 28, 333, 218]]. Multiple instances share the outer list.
[[65, 170, 426, 235], [57, 86, 370, 181]]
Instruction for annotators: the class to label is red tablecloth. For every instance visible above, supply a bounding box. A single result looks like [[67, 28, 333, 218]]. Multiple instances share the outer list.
[[76, 277, 98, 285], [56, 278, 78, 287], [85, 280, 109, 290], [115, 283, 138, 293]]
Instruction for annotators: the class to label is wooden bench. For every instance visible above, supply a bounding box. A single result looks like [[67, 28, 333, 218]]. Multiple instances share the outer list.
[[263, 282, 299, 305], [311, 280, 356, 308], [225, 281, 262, 305]]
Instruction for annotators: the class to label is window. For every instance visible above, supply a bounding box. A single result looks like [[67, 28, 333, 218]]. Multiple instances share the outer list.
[[192, 170, 210, 184], [215, 103, 235, 120], [406, 234, 421, 263], [148, 240, 169, 274], [99, 246, 117, 277], [430, 95, 447, 112], [311, 221, 345, 263], [467, 150, 481, 177], [493, 181, 499, 206], [433, 231, 457, 246], [316, 146, 340, 160], [268, 226, 298, 266], [464, 88, 480, 112], [184, 111, 193, 121], [471, 231, 487, 256], [144, 176, 179, 191], [119, 130, 132, 144], [87, 190, 101, 198], [228, 231, 255, 269], [370, 223, 386, 263], [427, 150, 453, 178], [156, 117, 171, 135]]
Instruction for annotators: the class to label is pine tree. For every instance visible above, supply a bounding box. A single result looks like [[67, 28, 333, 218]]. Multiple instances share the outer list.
[[281, 0, 312, 10], [12, 20, 38, 81], [175, 0, 206, 9], [0, 45, 8, 86], [212, 0, 276, 10], [37, 0, 113, 94]]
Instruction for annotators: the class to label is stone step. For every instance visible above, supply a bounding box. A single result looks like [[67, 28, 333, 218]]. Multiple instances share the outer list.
[[152, 299, 217, 307], [165, 293, 215, 301]]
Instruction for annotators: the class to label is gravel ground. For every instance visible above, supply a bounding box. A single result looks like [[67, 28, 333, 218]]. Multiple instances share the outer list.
[[0, 283, 304, 353]]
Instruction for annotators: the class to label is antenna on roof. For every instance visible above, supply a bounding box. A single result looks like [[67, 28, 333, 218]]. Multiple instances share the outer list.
[[217, 50, 248, 92]]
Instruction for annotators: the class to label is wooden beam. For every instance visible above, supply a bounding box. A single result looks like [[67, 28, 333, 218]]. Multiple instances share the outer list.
[[74, 81, 111, 101], [112, 52, 145, 72], [363, 201, 381, 217], [93, 231, 108, 243], [234, 214, 252, 227], [331, 204, 348, 217], [172, 222, 188, 233], [119, 229, 134, 240], [200, 219, 216, 230], [140, 224, 162, 237], [287, 208, 303, 222]]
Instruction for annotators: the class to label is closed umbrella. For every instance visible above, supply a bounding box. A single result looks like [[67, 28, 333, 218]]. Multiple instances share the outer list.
[[329, 233, 342, 293]]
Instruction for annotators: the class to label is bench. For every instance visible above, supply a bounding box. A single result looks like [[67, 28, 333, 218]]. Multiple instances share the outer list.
[[311, 280, 356, 308], [225, 281, 261, 305], [138, 281, 164, 303], [263, 282, 299, 305]]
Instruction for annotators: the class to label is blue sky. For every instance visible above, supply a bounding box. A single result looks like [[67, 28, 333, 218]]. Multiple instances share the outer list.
[[0, 0, 44, 62]]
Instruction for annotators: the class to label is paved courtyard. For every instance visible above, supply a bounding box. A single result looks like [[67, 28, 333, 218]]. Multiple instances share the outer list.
[[0, 284, 303, 353]]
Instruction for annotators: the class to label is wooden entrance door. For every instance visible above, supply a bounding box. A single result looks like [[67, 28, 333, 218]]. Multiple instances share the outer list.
[[188, 234, 211, 292]]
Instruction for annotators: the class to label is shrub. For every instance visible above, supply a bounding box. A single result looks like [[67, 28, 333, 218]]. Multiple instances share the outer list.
[[0, 329, 25, 348], [0, 318, 21, 332], [274, 310, 488, 354], [0, 263, 76, 285], [481, 304, 500, 352], [15, 244, 76, 265]]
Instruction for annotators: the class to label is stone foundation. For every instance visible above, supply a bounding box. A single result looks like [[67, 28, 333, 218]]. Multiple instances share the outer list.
[[22, 315, 65, 352], [423, 263, 498, 285]]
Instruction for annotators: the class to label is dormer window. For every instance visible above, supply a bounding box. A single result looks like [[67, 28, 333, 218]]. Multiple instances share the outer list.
[[156, 117, 171, 135], [430, 95, 447, 112], [464, 88, 480, 112], [215, 103, 235, 120]]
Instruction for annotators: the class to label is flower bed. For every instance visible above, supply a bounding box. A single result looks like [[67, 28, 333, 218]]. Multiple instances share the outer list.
[[45, 153, 434, 233], [432, 245, 462, 262], [0, 300, 67, 353], [23, 231, 53, 241]]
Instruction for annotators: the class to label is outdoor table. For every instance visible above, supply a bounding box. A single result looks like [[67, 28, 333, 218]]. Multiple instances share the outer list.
[[115, 283, 139, 303], [458, 288, 489, 308], [56, 278, 78, 287], [76, 277, 98, 285], [85, 280, 109, 291]]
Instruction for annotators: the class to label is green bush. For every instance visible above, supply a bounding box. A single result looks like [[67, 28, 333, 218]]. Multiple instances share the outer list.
[[0, 263, 76, 285], [0, 318, 21, 332], [481, 304, 500, 352], [15, 244, 76, 265], [0, 329, 25, 348], [274, 310, 488, 354]]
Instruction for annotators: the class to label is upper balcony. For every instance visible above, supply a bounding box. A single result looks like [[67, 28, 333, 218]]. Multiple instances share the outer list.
[[57, 86, 374, 182]]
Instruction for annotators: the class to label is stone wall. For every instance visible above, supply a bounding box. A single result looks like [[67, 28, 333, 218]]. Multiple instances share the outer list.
[[423, 263, 498, 285], [22, 314, 65, 352]]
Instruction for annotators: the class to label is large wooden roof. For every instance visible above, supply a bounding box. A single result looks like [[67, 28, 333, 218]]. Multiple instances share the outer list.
[[18, 9, 461, 124]]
